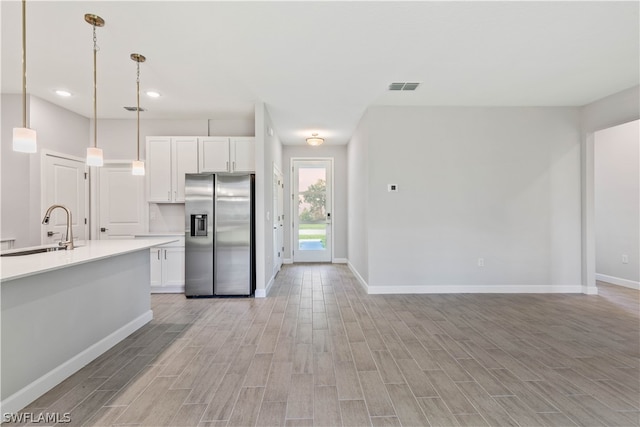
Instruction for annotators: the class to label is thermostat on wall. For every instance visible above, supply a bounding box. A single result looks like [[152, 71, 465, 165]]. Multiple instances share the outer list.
[[388, 184, 398, 192]]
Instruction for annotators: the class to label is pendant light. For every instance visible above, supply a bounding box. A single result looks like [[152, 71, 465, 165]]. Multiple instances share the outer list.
[[85, 14, 105, 167], [131, 53, 146, 176], [13, 0, 37, 153], [306, 133, 324, 146]]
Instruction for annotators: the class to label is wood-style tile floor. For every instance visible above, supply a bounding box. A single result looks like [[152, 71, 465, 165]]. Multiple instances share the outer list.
[[10, 265, 640, 426]]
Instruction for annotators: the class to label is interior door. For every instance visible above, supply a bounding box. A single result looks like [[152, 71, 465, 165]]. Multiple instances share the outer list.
[[42, 154, 88, 245], [273, 165, 284, 274], [98, 164, 145, 239], [292, 159, 332, 262]]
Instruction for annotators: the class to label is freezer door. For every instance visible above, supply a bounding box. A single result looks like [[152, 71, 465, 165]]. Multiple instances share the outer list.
[[215, 174, 252, 296], [185, 174, 214, 297]]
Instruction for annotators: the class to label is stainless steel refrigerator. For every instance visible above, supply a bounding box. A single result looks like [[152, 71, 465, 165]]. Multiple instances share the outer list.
[[184, 173, 255, 297]]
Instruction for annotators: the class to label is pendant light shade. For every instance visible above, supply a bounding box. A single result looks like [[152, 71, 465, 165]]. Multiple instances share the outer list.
[[13, 127, 37, 153], [86, 147, 104, 167], [130, 53, 146, 176], [306, 133, 324, 146], [85, 13, 105, 167], [13, 0, 37, 153], [132, 160, 145, 176]]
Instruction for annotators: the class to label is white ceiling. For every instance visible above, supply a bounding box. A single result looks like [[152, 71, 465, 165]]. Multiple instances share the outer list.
[[1, 1, 638, 145]]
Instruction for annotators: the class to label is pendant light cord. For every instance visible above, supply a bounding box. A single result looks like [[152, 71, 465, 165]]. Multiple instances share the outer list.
[[136, 60, 140, 161], [21, 0, 27, 128], [92, 23, 98, 149]]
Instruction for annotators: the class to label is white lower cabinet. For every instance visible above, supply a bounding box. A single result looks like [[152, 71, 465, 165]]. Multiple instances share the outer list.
[[150, 245, 185, 293]]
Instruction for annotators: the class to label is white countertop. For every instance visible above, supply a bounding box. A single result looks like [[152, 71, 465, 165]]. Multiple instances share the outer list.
[[1, 238, 178, 283], [135, 232, 184, 237]]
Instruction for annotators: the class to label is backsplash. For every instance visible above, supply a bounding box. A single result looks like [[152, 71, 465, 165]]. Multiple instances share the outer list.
[[148, 203, 185, 233]]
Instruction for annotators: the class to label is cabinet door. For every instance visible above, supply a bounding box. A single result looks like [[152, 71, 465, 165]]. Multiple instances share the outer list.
[[147, 137, 172, 202], [231, 137, 255, 172], [172, 137, 199, 202], [199, 137, 230, 172], [150, 248, 163, 287], [162, 247, 185, 287]]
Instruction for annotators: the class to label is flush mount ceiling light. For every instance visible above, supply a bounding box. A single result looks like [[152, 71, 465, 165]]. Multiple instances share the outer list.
[[145, 91, 161, 98], [131, 53, 146, 176], [55, 90, 72, 97], [306, 133, 324, 146], [85, 13, 105, 167], [13, 0, 37, 153]]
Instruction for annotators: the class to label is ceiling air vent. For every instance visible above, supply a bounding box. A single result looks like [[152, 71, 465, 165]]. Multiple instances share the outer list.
[[123, 106, 146, 112], [388, 82, 420, 91]]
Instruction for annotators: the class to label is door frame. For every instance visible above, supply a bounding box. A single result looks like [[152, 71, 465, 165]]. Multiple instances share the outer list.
[[290, 157, 334, 263], [40, 150, 90, 244]]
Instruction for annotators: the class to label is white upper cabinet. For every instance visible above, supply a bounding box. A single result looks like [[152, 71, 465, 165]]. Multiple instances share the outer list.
[[199, 137, 255, 173], [199, 137, 230, 172], [172, 137, 199, 202], [231, 137, 255, 172], [147, 137, 198, 203], [147, 137, 172, 202]]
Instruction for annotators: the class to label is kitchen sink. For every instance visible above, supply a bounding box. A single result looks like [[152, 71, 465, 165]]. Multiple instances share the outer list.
[[1, 246, 67, 257]]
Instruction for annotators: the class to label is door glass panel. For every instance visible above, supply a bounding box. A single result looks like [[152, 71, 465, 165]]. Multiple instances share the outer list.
[[297, 166, 327, 251]]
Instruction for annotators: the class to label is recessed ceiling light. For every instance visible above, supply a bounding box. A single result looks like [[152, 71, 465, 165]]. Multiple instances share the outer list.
[[146, 91, 161, 98], [55, 90, 72, 97]]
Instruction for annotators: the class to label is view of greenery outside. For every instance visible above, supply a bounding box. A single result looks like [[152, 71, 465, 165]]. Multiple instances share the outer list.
[[299, 223, 327, 248], [299, 178, 327, 248]]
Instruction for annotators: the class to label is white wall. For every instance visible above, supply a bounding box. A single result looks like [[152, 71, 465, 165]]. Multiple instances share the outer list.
[[282, 145, 348, 262], [350, 106, 583, 293], [347, 112, 370, 285], [208, 118, 255, 137], [594, 120, 640, 287], [255, 103, 283, 296], [95, 119, 208, 161], [1, 95, 33, 248], [1, 95, 89, 248], [580, 85, 640, 293]]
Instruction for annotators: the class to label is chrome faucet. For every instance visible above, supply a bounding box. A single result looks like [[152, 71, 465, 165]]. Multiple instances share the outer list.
[[42, 205, 74, 250]]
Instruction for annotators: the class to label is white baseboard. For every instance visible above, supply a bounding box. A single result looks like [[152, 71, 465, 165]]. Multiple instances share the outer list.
[[596, 273, 640, 290], [347, 261, 369, 293], [256, 275, 275, 298], [1, 310, 153, 415], [150, 285, 185, 294], [283, 258, 293, 264], [582, 286, 599, 295], [365, 284, 582, 294], [332, 258, 348, 264]]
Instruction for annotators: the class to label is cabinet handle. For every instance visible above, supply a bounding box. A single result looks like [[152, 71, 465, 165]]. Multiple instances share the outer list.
[[167, 191, 170, 201], [174, 191, 177, 200], [232, 161, 236, 171], [157, 249, 160, 260], [226, 161, 229, 171], [164, 250, 167, 260]]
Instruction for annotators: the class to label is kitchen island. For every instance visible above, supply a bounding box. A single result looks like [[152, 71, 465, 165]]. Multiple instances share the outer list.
[[0, 238, 177, 414]]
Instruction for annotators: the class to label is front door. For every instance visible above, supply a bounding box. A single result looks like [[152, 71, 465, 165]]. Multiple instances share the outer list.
[[292, 159, 332, 262], [42, 154, 88, 244]]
